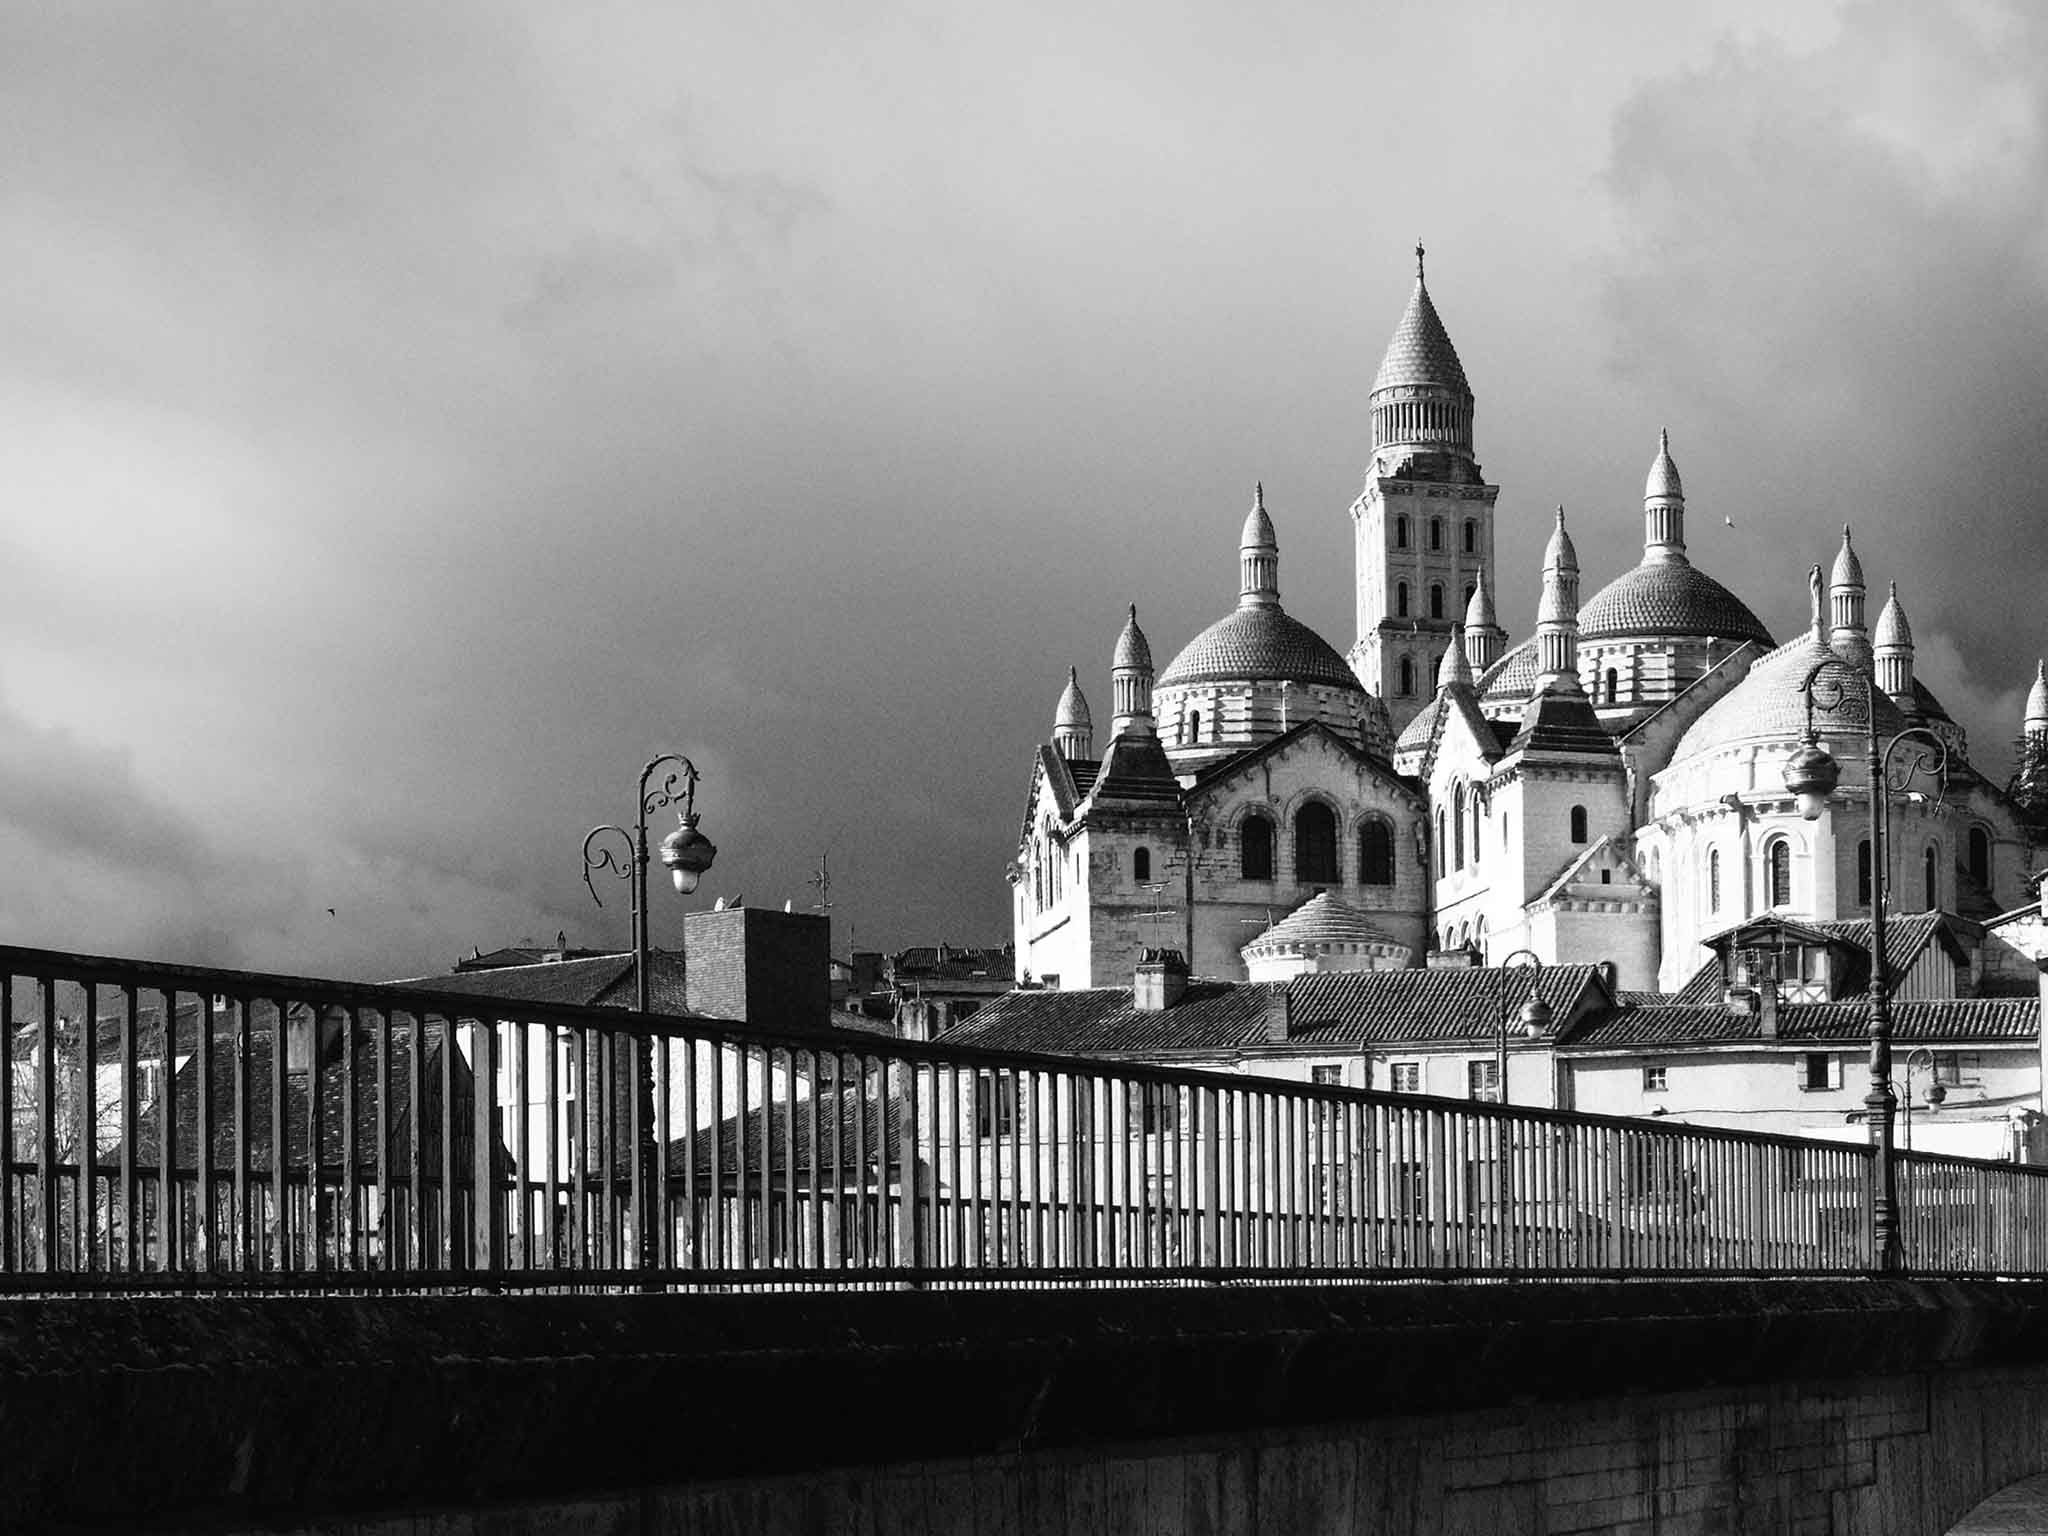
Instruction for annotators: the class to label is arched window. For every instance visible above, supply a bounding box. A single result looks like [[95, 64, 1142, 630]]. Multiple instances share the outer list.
[[1765, 838, 1792, 908], [1429, 584, 1445, 620], [1296, 802, 1339, 885], [1396, 582, 1410, 618], [1430, 518, 1444, 551], [1569, 805, 1588, 844], [1708, 848, 1721, 913], [1968, 827, 1991, 889], [1359, 819, 1394, 885], [1134, 847, 1150, 882], [1399, 657, 1415, 696], [1436, 811, 1447, 876], [1857, 840, 1872, 907], [1502, 810, 1510, 848], [1395, 514, 1410, 549], [1241, 815, 1274, 881], [1470, 798, 1482, 866], [1474, 917, 1488, 962], [1463, 519, 1477, 554], [1923, 844, 1938, 911], [1603, 668, 1619, 705], [1452, 783, 1466, 869], [1463, 583, 1475, 609]]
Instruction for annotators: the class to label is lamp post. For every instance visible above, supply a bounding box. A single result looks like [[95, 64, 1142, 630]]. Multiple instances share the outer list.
[[1782, 657, 1947, 1273], [580, 754, 717, 1272], [1492, 948, 1552, 1106], [1899, 1047, 1947, 1153], [581, 755, 718, 1013]]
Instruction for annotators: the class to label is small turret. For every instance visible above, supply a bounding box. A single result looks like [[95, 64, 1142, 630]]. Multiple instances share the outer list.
[[1437, 623, 1473, 692], [1463, 569, 1502, 673], [1052, 667, 1093, 759], [1110, 604, 1156, 738], [1873, 583, 1914, 710], [2028, 660, 2048, 737], [1829, 526, 1870, 673], [1535, 507, 1583, 692], [1239, 483, 1279, 609], [1643, 427, 1687, 564]]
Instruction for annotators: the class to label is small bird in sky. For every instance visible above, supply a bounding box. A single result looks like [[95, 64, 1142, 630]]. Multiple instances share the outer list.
[[326, 908, 336, 917], [1724, 516, 1735, 528]]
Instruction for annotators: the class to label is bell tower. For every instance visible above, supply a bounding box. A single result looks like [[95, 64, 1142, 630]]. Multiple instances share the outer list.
[[1349, 247, 1500, 734]]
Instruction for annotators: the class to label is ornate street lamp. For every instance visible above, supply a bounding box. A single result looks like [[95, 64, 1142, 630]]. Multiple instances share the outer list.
[[1492, 947, 1550, 1106], [1783, 658, 1946, 1272], [582, 755, 716, 1014], [580, 753, 716, 1274]]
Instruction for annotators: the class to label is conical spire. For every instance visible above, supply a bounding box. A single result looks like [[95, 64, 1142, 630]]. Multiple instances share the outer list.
[[1369, 247, 1474, 463], [1052, 667, 1093, 760], [1371, 251, 1470, 396], [1536, 509, 1582, 691], [1110, 605, 1156, 737], [1643, 427, 1688, 564], [2027, 660, 2048, 733], [1462, 569, 1502, 673], [1437, 625, 1473, 692], [1112, 603, 1151, 672], [1873, 583, 1914, 707], [1238, 482, 1279, 609], [1873, 581, 1912, 648], [1829, 525, 1869, 672], [1541, 505, 1580, 615], [1463, 567, 1496, 629]]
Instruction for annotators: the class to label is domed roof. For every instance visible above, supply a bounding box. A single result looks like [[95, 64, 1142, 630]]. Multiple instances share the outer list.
[[1464, 569, 1496, 629], [1243, 892, 1404, 954], [1672, 631, 1908, 765], [1054, 667, 1091, 730], [2027, 661, 2048, 728], [1370, 256, 1470, 397], [1158, 606, 1363, 692], [1577, 561, 1774, 646], [1477, 637, 1539, 708], [1112, 604, 1151, 672], [1394, 693, 1445, 756], [1645, 428, 1683, 502]]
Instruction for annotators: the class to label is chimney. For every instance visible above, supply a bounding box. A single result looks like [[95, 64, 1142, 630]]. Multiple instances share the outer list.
[[1757, 977, 1779, 1041], [683, 906, 831, 1031], [1133, 948, 1189, 1011], [1263, 984, 1291, 1042]]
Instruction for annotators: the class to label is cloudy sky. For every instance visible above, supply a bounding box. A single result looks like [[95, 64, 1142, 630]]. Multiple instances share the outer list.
[[2, 1, 2044, 981]]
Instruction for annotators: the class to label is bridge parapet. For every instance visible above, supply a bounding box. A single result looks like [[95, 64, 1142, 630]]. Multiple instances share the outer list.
[[0, 941, 2041, 1291]]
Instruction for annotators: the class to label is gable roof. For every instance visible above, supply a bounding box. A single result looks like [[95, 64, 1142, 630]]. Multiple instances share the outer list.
[[946, 981, 1286, 1055], [1535, 836, 1653, 906], [1189, 719, 1420, 803], [1560, 997, 2037, 1051], [397, 951, 693, 1015], [945, 965, 1606, 1057]]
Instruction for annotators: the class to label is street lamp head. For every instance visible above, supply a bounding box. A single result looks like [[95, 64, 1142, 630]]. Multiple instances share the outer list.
[[1518, 993, 1553, 1036], [1783, 736, 1841, 821], [659, 815, 717, 894], [1925, 1079, 1946, 1107]]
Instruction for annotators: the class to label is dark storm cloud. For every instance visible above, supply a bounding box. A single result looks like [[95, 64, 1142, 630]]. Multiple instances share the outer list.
[[1602, 0, 2048, 763], [4, 2, 2001, 981]]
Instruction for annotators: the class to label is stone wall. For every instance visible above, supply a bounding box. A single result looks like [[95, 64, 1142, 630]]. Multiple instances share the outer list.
[[15, 1279, 2048, 1534]]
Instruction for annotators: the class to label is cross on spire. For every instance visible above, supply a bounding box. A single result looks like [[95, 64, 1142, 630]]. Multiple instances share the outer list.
[[1415, 241, 1426, 282]]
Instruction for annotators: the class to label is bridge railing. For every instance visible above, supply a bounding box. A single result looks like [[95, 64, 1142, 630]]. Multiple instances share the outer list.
[[0, 942, 2036, 1289]]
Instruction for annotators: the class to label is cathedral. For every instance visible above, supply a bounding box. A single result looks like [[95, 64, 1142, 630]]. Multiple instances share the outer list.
[[1009, 251, 2048, 994]]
